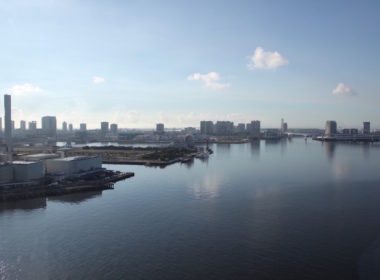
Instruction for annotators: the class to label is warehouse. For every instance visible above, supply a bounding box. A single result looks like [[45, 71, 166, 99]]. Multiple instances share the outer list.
[[12, 161, 45, 182], [46, 156, 102, 177], [0, 163, 13, 184]]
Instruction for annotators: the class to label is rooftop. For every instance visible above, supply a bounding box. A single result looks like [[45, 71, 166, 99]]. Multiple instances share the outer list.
[[54, 156, 100, 162]]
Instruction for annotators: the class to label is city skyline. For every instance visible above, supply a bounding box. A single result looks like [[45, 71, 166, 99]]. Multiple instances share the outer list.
[[1, 1, 380, 128]]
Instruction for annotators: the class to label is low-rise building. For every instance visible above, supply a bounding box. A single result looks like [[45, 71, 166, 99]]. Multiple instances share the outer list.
[[12, 161, 45, 182], [46, 156, 102, 177], [0, 163, 13, 184]]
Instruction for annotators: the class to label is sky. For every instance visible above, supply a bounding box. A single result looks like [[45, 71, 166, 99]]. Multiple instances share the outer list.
[[0, 0, 380, 129]]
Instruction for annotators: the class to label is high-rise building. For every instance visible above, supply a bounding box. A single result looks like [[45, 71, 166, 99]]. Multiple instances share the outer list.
[[4, 94, 12, 153], [325, 121, 337, 136], [281, 118, 288, 133], [0, 117, 2, 134], [62, 121, 68, 132], [236, 123, 246, 134], [80, 123, 87, 131], [29, 121, 37, 130], [156, 123, 164, 135], [215, 121, 234, 135], [363, 122, 370, 134], [110, 123, 118, 135], [200, 121, 214, 135], [69, 123, 73, 132], [20, 120, 26, 130], [42, 116, 57, 137], [248, 120, 261, 139], [11, 120, 15, 132], [101, 122, 109, 135]]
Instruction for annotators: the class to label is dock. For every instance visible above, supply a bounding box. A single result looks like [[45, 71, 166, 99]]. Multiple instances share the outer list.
[[0, 172, 134, 202]]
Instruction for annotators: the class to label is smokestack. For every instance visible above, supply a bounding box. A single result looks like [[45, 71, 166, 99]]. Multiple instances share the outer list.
[[4, 94, 12, 157]]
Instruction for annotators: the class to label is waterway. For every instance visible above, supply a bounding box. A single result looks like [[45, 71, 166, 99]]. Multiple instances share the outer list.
[[1, 138, 380, 279]]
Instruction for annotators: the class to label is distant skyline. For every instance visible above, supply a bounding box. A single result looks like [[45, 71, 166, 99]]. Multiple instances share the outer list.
[[1, 0, 380, 129]]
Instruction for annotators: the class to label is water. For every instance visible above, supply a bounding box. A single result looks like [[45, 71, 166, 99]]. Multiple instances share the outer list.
[[1, 139, 380, 279]]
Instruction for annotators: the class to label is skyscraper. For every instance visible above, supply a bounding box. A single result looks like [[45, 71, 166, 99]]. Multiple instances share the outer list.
[[62, 121, 68, 132], [200, 121, 214, 135], [101, 122, 109, 135], [4, 94, 12, 153], [20, 120, 26, 130], [156, 123, 164, 135], [80, 123, 87, 131], [110, 123, 118, 135], [42, 116, 57, 137], [29, 121, 37, 130], [363, 122, 370, 134]]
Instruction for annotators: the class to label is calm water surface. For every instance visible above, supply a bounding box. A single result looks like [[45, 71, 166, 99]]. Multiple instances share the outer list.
[[1, 139, 380, 279]]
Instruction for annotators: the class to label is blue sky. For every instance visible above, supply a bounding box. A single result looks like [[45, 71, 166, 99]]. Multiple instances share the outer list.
[[1, 0, 380, 129]]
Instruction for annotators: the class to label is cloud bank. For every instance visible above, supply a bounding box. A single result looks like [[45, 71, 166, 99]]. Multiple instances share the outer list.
[[248, 47, 288, 70], [187, 72, 229, 90], [93, 76, 105, 84], [9, 83, 41, 96], [332, 83, 356, 96]]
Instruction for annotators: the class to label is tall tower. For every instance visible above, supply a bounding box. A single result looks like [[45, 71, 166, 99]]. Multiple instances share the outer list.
[[4, 94, 12, 155]]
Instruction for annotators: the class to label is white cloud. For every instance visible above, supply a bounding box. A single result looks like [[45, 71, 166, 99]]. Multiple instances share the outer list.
[[187, 72, 229, 90], [93, 76, 105, 84], [332, 82, 356, 96], [247, 47, 288, 70], [9, 83, 41, 96]]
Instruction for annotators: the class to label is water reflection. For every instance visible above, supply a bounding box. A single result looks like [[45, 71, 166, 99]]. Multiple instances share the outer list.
[[250, 140, 261, 157], [216, 143, 231, 154], [48, 191, 102, 204], [181, 159, 195, 169], [332, 163, 353, 181], [189, 173, 223, 200], [324, 142, 336, 160], [0, 197, 47, 212], [0, 191, 103, 212], [362, 143, 370, 159]]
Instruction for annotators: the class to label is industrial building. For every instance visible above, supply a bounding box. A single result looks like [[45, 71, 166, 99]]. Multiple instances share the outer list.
[[21, 153, 60, 162], [0, 163, 13, 184], [12, 161, 45, 182], [46, 156, 102, 177]]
